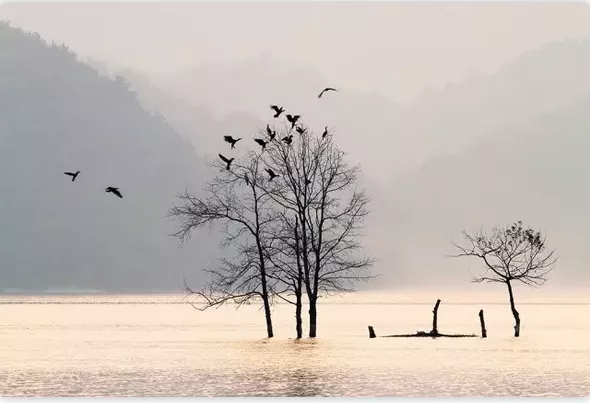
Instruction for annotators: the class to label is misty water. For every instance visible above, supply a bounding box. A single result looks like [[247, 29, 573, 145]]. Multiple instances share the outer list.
[[1, 293, 588, 397]]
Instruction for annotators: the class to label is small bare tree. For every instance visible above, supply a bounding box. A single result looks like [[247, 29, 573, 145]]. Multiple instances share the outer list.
[[169, 151, 278, 338], [452, 221, 558, 337]]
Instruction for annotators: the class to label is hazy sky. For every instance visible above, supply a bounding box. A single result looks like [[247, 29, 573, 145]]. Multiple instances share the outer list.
[[0, 2, 588, 103]]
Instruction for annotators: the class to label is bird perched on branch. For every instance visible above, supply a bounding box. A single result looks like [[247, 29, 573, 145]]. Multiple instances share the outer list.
[[218, 154, 234, 170], [270, 105, 284, 118], [64, 170, 80, 182], [322, 126, 329, 139], [266, 124, 276, 141], [254, 138, 268, 150], [244, 173, 250, 186], [266, 168, 279, 181], [223, 135, 242, 149], [282, 135, 293, 145], [105, 187, 123, 198], [318, 87, 338, 98], [296, 126, 305, 135], [286, 114, 300, 129]]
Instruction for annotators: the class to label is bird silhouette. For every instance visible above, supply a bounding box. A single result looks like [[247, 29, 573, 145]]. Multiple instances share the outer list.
[[318, 87, 338, 98], [322, 126, 328, 138], [244, 173, 250, 186], [254, 138, 267, 150], [64, 170, 80, 182], [282, 135, 293, 145], [270, 105, 285, 118], [219, 154, 234, 170], [305, 179, 312, 185], [223, 135, 242, 149], [105, 187, 123, 198], [266, 168, 279, 181], [266, 124, 276, 141], [296, 126, 305, 135], [286, 114, 301, 129]]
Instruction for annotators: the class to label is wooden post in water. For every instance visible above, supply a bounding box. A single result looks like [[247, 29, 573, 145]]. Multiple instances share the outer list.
[[368, 325, 376, 338], [479, 309, 487, 338], [431, 299, 441, 335]]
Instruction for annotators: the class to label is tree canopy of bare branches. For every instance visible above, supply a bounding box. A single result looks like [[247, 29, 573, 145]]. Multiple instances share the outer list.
[[451, 221, 557, 337]]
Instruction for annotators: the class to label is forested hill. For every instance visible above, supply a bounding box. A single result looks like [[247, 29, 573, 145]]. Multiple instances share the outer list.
[[0, 22, 216, 292]]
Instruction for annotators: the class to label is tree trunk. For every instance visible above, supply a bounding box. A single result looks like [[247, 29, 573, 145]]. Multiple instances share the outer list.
[[478, 309, 487, 338], [294, 215, 303, 339], [295, 294, 302, 339], [431, 299, 441, 335], [309, 297, 317, 338], [261, 292, 274, 338], [506, 280, 520, 337]]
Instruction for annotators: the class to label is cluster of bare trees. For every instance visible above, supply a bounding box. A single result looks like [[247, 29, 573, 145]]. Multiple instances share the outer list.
[[170, 117, 375, 338]]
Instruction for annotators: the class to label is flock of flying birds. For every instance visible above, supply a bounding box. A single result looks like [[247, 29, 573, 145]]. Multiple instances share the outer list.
[[218, 87, 339, 181], [62, 87, 339, 196], [63, 171, 123, 199]]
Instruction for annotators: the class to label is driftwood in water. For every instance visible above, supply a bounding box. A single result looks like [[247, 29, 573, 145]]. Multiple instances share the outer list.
[[479, 309, 487, 338], [367, 327, 477, 338], [367, 299, 477, 339]]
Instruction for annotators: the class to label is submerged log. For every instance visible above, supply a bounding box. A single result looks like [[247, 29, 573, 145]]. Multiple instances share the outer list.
[[479, 309, 487, 338], [367, 326, 477, 338]]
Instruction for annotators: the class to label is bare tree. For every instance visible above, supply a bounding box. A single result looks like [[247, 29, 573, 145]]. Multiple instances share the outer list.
[[169, 151, 278, 338], [260, 122, 376, 337], [451, 221, 558, 337]]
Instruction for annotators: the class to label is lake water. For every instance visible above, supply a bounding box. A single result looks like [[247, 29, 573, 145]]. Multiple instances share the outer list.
[[1, 292, 589, 397]]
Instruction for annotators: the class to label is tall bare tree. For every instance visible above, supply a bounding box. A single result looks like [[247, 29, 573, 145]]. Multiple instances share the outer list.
[[452, 221, 558, 337], [260, 122, 375, 337], [169, 151, 278, 338]]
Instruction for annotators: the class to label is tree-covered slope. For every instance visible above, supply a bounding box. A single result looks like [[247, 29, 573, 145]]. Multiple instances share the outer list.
[[0, 23, 216, 292]]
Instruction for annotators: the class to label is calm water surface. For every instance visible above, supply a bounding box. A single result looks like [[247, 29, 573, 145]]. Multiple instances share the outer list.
[[1, 293, 589, 397]]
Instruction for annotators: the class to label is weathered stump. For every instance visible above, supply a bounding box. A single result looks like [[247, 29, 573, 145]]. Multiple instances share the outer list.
[[368, 325, 376, 338], [479, 309, 487, 338], [431, 299, 441, 335]]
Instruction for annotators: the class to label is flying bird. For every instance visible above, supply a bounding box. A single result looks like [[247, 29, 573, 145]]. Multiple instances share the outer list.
[[318, 87, 338, 98], [322, 126, 328, 139], [282, 135, 293, 145], [266, 124, 276, 141], [64, 170, 80, 182], [105, 187, 123, 199], [223, 135, 242, 149], [286, 114, 301, 129], [270, 105, 285, 118], [254, 138, 268, 150], [296, 126, 305, 135], [219, 153, 234, 170], [266, 168, 279, 181]]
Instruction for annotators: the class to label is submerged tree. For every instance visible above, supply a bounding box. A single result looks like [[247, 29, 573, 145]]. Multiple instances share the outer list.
[[260, 122, 376, 338], [452, 221, 557, 337], [169, 151, 278, 338]]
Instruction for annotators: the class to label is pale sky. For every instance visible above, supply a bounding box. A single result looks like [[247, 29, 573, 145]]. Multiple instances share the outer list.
[[0, 2, 588, 103]]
